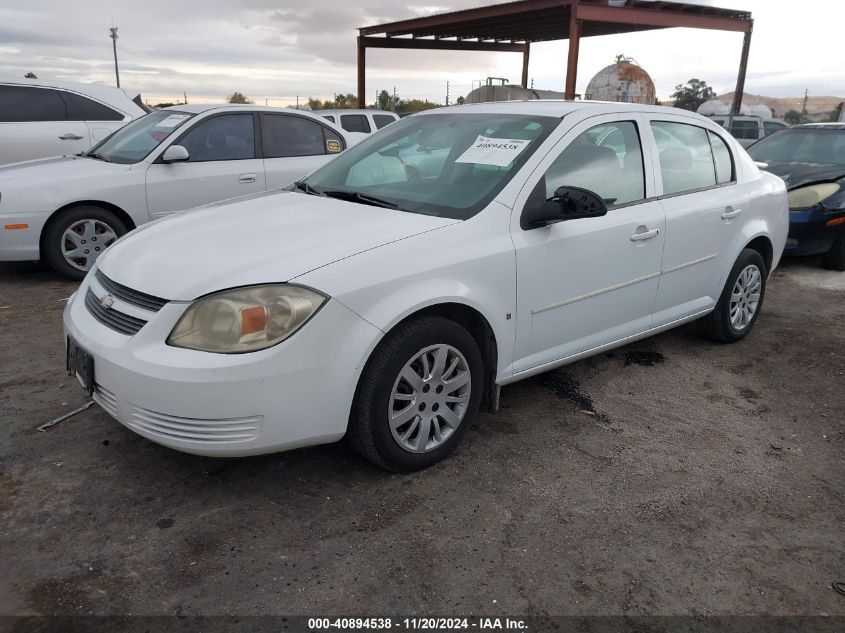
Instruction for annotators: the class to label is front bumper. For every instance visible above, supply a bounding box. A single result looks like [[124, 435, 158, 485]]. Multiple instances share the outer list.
[[0, 211, 49, 261], [785, 209, 844, 256], [63, 273, 382, 457]]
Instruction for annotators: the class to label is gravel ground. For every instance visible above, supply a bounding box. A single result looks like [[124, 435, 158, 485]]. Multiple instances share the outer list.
[[0, 257, 843, 617]]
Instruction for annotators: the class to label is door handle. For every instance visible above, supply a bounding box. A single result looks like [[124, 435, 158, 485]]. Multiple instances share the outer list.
[[630, 227, 659, 242], [721, 207, 743, 220], [58, 133, 84, 140], [238, 173, 257, 184]]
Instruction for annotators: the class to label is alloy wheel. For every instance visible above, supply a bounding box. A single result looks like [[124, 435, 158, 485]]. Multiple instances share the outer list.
[[61, 219, 118, 272], [729, 264, 762, 331]]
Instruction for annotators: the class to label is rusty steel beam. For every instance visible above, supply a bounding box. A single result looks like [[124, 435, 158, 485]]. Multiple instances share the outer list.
[[357, 36, 366, 108], [564, 11, 581, 99], [574, 3, 752, 33], [730, 23, 753, 115], [359, 36, 529, 53], [522, 44, 530, 88]]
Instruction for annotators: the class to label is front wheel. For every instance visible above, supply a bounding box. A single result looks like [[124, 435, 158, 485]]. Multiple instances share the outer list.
[[697, 248, 767, 343], [43, 206, 127, 280], [820, 229, 845, 271], [347, 316, 484, 472]]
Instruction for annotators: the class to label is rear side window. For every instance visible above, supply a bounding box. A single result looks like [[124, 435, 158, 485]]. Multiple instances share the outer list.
[[322, 115, 335, 123], [340, 114, 371, 134], [763, 120, 785, 136], [178, 114, 255, 162], [62, 92, 124, 121], [373, 114, 397, 129], [651, 121, 717, 195], [729, 119, 759, 140], [542, 121, 645, 207], [261, 114, 342, 157], [708, 131, 734, 184], [0, 85, 66, 122]]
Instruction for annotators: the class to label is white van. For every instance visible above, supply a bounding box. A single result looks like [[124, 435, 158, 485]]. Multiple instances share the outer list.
[[318, 109, 399, 135], [0, 77, 148, 165], [708, 115, 788, 148]]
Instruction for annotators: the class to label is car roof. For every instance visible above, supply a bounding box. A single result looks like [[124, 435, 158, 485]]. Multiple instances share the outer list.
[[0, 76, 140, 102], [794, 122, 845, 130], [318, 109, 398, 117], [163, 104, 329, 116], [414, 99, 711, 120]]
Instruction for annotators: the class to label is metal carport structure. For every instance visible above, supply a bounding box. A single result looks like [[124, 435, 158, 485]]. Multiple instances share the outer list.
[[357, 0, 753, 110]]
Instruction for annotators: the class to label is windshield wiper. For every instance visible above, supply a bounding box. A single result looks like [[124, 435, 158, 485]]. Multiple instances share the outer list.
[[293, 180, 323, 196], [85, 152, 112, 163], [322, 190, 401, 210]]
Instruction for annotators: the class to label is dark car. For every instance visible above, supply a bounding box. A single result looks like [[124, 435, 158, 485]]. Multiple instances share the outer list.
[[748, 123, 845, 270]]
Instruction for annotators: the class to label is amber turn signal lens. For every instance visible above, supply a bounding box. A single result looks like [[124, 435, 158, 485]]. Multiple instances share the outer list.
[[825, 216, 845, 227], [240, 306, 267, 336], [4, 224, 29, 230]]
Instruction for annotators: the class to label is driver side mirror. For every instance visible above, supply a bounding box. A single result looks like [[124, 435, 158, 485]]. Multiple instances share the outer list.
[[161, 144, 190, 163], [520, 186, 608, 230]]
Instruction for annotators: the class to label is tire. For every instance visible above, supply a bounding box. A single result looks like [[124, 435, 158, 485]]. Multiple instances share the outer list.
[[820, 229, 845, 271], [697, 248, 767, 343], [348, 316, 485, 472], [43, 206, 128, 280]]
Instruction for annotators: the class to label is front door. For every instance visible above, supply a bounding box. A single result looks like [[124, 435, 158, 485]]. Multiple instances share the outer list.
[[145, 112, 265, 218], [259, 113, 344, 190], [511, 115, 666, 374]]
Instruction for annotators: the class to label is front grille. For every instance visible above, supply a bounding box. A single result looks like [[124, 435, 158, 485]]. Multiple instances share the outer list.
[[96, 270, 168, 312], [93, 384, 118, 418], [129, 406, 262, 443], [85, 289, 147, 335]]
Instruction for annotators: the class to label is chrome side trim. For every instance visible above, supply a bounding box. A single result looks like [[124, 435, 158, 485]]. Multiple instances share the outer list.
[[531, 272, 661, 315], [661, 253, 718, 274]]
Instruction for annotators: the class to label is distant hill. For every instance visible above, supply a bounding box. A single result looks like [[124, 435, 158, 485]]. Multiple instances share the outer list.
[[717, 92, 844, 119]]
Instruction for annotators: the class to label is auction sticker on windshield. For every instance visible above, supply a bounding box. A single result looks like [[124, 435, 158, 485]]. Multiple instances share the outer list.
[[158, 114, 191, 128], [455, 135, 531, 167]]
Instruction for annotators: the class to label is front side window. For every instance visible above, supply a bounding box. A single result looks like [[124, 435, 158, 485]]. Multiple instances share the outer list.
[[261, 114, 340, 157], [62, 92, 123, 121], [0, 85, 66, 122], [541, 121, 645, 207], [651, 121, 717, 195], [373, 114, 397, 129], [86, 110, 194, 164], [302, 113, 559, 220], [178, 114, 255, 162], [340, 114, 371, 134]]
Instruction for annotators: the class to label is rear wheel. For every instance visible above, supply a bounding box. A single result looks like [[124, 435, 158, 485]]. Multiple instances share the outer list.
[[820, 229, 845, 271], [698, 248, 767, 343], [347, 316, 484, 472], [43, 206, 127, 280]]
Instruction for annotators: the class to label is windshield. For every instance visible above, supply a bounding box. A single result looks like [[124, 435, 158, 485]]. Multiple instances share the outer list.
[[300, 112, 560, 219], [86, 110, 194, 164], [748, 128, 845, 166]]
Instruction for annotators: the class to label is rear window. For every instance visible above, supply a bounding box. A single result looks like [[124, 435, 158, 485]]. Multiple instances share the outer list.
[[340, 114, 371, 134], [0, 85, 66, 122], [373, 114, 397, 129], [651, 121, 718, 195]]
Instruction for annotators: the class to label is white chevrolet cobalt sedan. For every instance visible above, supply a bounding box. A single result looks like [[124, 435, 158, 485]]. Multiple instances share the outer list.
[[0, 104, 352, 279], [63, 101, 788, 472]]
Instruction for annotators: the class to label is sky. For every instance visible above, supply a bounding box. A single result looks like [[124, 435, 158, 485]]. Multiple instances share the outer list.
[[0, 0, 839, 107]]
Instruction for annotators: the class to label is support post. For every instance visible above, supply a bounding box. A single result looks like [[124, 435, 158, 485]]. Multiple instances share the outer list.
[[730, 24, 753, 116], [521, 44, 530, 89], [357, 36, 366, 108], [564, 12, 581, 99]]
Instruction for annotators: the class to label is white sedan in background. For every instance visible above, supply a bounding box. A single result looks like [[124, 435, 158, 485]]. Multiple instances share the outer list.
[[64, 101, 788, 472], [0, 104, 353, 278]]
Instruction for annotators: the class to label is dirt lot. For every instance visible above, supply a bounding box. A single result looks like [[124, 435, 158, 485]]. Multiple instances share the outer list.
[[1, 258, 843, 618]]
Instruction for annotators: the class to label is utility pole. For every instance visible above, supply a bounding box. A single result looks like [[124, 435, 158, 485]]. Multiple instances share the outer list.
[[109, 27, 120, 88], [446, 81, 450, 106], [801, 89, 809, 123]]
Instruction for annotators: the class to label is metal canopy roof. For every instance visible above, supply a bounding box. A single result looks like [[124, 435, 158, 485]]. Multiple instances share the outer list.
[[360, 0, 752, 43], [356, 0, 753, 113]]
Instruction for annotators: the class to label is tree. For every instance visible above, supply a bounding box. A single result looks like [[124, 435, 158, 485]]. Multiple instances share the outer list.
[[396, 98, 440, 114], [670, 78, 716, 112], [228, 92, 252, 104], [24, 71, 37, 79], [377, 90, 392, 111], [783, 109, 803, 125], [456, 96, 465, 106], [334, 93, 358, 109]]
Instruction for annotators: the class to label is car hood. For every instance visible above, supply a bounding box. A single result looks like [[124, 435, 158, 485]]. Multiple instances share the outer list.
[[0, 155, 132, 193], [761, 161, 845, 190], [97, 191, 458, 301]]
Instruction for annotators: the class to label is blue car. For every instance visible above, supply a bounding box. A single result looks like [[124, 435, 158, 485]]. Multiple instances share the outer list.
[[748, 123, 845, 270]]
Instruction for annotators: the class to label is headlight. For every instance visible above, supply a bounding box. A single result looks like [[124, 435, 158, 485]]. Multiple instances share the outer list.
[[788, 183, 840, 211], [167, 284, 327, 353]]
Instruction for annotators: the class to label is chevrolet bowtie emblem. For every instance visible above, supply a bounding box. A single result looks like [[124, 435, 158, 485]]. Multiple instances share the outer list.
[[99, 294, 115, 309]]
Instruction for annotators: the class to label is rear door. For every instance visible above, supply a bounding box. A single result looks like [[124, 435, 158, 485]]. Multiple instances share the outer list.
[[260, 113, 345, 189], [0, 85, 89, 164], [145, 112, 265, 218], [61, 90, 128, 144], [648, 117, 750, 325]]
